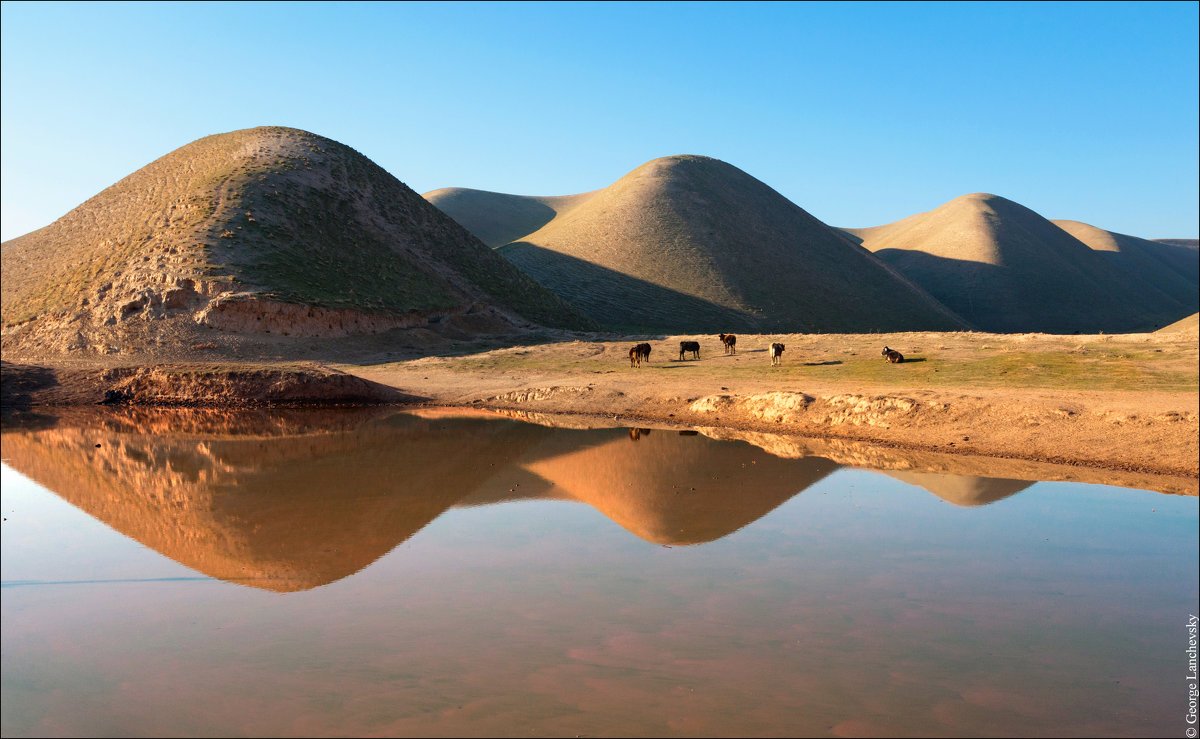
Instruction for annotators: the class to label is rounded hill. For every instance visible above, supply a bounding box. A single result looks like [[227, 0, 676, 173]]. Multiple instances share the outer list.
[[1, 127, 591, 357], [432, 155, 967, 333], [848, 193, 1189, 333]]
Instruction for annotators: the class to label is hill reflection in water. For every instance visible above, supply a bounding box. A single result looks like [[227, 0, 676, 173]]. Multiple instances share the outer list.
[[0, 406, 1133, 592]]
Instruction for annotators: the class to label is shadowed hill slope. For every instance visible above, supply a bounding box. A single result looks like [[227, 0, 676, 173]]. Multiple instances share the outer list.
[[845, 194, 1187, 333], [430, 156, 968, 333], [422, 188, 595, 248], [1054, 220, 1199, 311], [1, 127, 590, 358]]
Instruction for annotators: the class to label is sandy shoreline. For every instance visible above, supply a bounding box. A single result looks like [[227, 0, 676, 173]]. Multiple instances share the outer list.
[[340, 330, 1198, 482]]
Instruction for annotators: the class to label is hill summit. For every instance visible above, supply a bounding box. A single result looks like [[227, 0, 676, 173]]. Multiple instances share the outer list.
[[1, 127, 589, 357], [428, 156, 966, 333], [846, 193, 1196, 333]]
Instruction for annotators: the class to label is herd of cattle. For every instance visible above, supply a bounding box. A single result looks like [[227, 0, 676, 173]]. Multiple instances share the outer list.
[[628, 334, 906, 367]]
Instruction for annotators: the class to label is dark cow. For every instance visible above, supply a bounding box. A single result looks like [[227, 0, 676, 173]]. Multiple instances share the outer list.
[[679, 340, 701, 361], [882, 346, 905, 364], [770, 342, 785, 366], [719, 333, 737, 355], [628, 428, 652, 441], [629, 342, 652, 367]]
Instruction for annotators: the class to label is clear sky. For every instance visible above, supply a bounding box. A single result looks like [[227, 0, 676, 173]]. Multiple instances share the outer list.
[[2, 1, 1197, 242]]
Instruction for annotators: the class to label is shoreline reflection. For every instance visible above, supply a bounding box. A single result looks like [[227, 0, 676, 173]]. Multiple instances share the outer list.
[[0, 407, 1184, 592]]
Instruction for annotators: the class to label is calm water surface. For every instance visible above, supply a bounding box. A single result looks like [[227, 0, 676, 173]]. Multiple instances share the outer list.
[[1, 408, 1196, 737]]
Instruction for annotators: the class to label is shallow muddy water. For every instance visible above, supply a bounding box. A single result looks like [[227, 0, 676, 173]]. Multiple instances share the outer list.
[[2, 408, 1196, 737]]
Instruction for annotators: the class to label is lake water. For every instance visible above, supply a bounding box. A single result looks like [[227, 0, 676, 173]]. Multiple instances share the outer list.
[[2, 408, 1196, 737]]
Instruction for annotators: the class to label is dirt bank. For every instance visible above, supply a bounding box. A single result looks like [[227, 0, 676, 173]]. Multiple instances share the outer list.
[[1, 361, 412, 408], [343, 330, 1199, 481]]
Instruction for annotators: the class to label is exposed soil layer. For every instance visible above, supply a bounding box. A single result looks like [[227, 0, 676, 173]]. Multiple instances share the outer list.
[[1, 361, 412, 408]]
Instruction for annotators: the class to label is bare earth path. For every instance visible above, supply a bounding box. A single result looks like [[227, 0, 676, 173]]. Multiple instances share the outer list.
[[340, 330, 1199, 488]]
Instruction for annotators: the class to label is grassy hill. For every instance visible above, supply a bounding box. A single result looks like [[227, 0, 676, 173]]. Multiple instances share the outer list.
[[430, 156, 967, 333], [1, 127, 590, 357], [845, 194, 1188, 333]]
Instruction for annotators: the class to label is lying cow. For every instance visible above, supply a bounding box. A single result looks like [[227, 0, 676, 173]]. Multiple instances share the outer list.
[[882, 346, 905, 363], [719, 333, 737, 355], [770, 342, 785, 366], [679, 340, 701, 361]]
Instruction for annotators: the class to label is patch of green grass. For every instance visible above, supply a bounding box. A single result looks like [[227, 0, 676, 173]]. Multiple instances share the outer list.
[[438, 344, 1198, 393], [748, 350, 1194, 391], [214, 176, 457, 314]]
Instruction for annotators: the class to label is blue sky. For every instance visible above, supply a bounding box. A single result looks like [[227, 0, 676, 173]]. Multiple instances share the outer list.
[[2, 1, 1197, 241]]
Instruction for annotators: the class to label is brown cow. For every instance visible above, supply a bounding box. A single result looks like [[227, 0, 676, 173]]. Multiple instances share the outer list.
[[770, 342, 785, 366], [629, 343, 652, 367], [719, 333, 737, 355]]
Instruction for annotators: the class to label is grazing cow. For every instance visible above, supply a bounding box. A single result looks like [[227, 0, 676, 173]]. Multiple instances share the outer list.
[[882, 346, 905, 364], [719, 333, 738, 355], [770, 342, 785, 366], [679, 340, 701, 361], [629, 343, 652, 367]]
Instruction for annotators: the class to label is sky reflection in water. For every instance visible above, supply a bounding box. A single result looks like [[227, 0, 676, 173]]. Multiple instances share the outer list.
[[2, 408, 1196, 737]]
